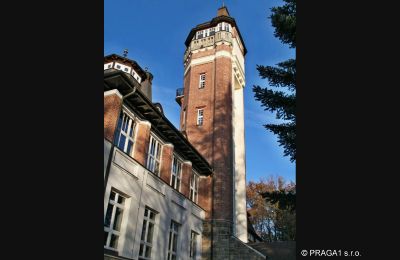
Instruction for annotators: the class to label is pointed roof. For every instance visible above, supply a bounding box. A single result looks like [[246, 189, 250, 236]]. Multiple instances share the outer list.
[[217, 6, 230, 17]]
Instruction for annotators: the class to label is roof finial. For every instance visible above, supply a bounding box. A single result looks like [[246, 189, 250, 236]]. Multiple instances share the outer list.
[[123, 49, 128, 58], [222, 0, 225, 7]]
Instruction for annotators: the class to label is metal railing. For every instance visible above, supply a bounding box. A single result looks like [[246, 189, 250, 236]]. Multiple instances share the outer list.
[[176, 88, 184, 97]]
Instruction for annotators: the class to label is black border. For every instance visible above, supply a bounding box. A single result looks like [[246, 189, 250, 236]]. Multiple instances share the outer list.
[[4, 1, 104, 258], [297, 0, 398, 258]]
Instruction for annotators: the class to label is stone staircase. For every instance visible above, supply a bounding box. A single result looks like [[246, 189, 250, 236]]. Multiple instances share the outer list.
[[247, 241, 296, 260]]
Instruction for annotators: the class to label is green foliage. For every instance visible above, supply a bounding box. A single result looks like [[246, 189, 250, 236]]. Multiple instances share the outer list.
[[253, 0, 296, 162], [270, 0, 296, 48]]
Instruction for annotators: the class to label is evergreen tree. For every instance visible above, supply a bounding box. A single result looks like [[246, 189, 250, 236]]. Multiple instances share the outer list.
[[253, 0, 296, 162]]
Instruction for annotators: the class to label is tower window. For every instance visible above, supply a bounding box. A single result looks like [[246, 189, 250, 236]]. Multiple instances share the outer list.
[[116, 64, 121, 69], [124, 68, 128, 72], [182, 108, 186, 129], [197, 109, 204, 126], [104, 189, 127, 250], [199, 73, 206, 89], [114, 110, 136, 157]]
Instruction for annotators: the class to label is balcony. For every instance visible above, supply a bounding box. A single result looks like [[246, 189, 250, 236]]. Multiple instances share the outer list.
[[175, 88, 184, 105]]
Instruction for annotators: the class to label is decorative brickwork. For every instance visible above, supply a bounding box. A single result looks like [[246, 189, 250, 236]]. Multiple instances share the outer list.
[[104, 93, 122, 142]]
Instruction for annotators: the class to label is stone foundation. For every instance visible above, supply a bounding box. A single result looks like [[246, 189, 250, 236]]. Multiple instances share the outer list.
[[202, 220, 266, 260]]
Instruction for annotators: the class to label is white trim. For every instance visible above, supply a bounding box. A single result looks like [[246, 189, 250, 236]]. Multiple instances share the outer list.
[[138, 119, 152, 128], [184, 50, 233, 76], [164, 143, 174, 148], [183, 160, 192, 166], [104, 89, 123, 99]]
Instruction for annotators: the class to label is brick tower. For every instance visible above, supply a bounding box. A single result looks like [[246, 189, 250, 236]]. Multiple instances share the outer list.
[[176, 6, 248, 258]]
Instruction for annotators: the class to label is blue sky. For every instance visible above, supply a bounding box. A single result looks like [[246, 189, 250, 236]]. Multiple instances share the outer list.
[[104, 0, 295, 183]]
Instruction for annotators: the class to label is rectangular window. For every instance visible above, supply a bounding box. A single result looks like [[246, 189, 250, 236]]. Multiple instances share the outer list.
[[115, 110, 136, 157], [190, 231, 199, 259], [104, 190, 127, 250], [199, 73, 206, 89], [182, 109, 186, 129], [139, 207, 157, 260], [197, 109, 204, 126], [167, 221, 180, 260], [147, 135, 162, 175], [190, 172, 199, 203], [171, 156, 182, 191]]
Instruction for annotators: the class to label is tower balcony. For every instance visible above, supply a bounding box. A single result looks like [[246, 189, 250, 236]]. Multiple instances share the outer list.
[[188, 31, 232, 53], [175, 88, 184, 106]]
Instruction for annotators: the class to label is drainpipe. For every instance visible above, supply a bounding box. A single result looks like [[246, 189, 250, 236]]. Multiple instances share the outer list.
[[104, 86, 137, 194]]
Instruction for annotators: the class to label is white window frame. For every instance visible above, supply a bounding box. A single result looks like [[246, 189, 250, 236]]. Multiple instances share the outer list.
[[104, 189, 127, 251], [190, 231, 199, 259], [170, 156, 183, 191], [115, 109, 136, 157], [197, 109, 204, 126], [147, 134, 162, 176], [167, 220, 180, 260], [199, 73, 206, 89], [138, 207, 157, 260], [190, 171, 199, 203]]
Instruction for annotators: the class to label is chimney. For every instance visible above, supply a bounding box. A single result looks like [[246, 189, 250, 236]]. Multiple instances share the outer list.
[[140, 70, 153, 101]]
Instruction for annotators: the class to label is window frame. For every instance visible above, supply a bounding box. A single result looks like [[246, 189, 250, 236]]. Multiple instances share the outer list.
[[199, 73, 206, 89], [114, 108, 137, 157], [138, 207, 158, 260], [170, 155, 183, 191], [190, 171, 199, 203], [146, 134, 163, 176], [167, 220, 180, 260], [189, 231, 199, 259], [197, 109, 204, 126], [104, 189, 127, 251]]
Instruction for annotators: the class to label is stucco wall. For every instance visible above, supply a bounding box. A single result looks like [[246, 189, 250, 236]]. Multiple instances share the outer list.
[[104, 147, 205, 259]]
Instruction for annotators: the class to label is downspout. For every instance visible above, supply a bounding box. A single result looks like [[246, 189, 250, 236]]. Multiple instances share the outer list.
[[104, 86, 138, 194]]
